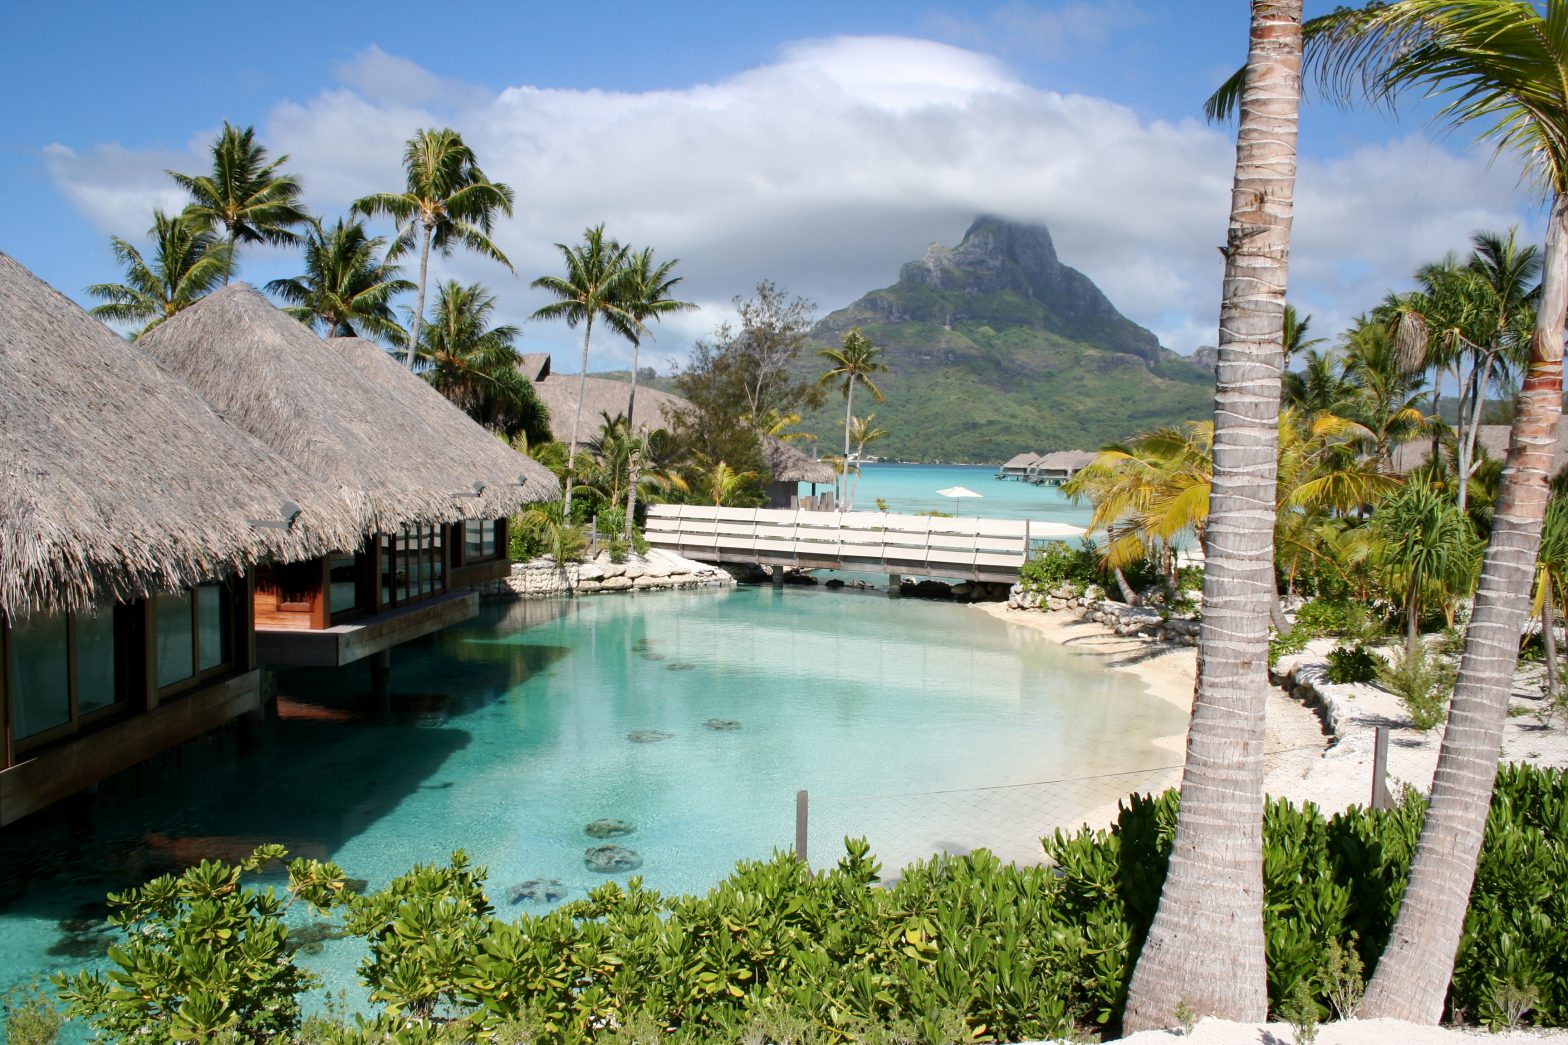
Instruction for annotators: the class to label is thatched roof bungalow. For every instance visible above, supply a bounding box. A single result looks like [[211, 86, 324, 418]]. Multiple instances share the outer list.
[[760, 436, 837, 508], [529, 370, 688, 443], [0, 254, 360, 825], [1390, 423, 1568, 478], [1030, 450, 1097, 486], [998, 452, 1042, 479], [137, 285, 555, 667]]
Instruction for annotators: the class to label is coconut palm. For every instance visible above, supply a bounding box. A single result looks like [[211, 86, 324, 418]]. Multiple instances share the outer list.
[[845, 414, 889, 514], [1372, 479, 1482, 658], [1293, 0, 1568, 1022], [168, 122, 310, 284], [87, 208, 232, 337], [416, 281, 549, 445], [699, 459, 759, 507], [1534, 497, 1568, 699], [530, 224, 637, 516], [1338, 317, 1439, 468], [1283, 303, 1326, 358], [265, 218, 413, 342], [1283, 348, 1354, 415], [817, 328, 888, 508], [1121, 2, 1302, 1030], [353, 128, 515, 369], [619, 247, 697, 535]]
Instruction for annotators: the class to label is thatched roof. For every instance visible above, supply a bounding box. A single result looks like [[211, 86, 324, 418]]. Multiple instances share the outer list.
[[0, 253, 357, 620], [1001, 452, 1041, 470], [1391, 423, 1568, 477], [1033, 450, 1098, 472], [760, 436, 837, 484], [329, 337, 558, 510], [530, 370, 688, 443], [517, 352, 551, 381], [138, 284, 543, 534]]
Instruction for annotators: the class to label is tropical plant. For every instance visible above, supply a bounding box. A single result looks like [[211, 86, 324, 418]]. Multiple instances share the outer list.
[[1337, 317, 1438, 469], [817, 328, 889, 507], [844, 413, 889, 510], [1292, 1, 1568, 1020], [513, 502, 588, 578], [1370, 479, 1481, 658], [1534, 497, 1568, 701], [416, 280, 549, 444], [353, 128, 516, 368], [1283, 347, 1354, 415], [697, 459, 759, 507], [530, 224, 636, 515], [1377, 641, 1456, 730], [86, 208, 233, 337], [265, 217, 413, 342], [168, 122, 310, 284], [619, 247, 696, 535], [53, 845, 349, 1044], [1122, 2, 1303, 1030]]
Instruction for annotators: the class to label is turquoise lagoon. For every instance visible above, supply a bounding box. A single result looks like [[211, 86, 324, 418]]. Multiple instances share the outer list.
[[0, 583, 1183, 1006], [840, 462, 1091, 527]]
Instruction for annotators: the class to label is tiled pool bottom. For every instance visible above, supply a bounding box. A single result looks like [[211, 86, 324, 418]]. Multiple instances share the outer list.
[[0, 585, 1187, 1011]]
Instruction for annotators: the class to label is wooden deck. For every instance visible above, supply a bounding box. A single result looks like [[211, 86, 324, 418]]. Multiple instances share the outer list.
[[644, 506, 1075, 584]]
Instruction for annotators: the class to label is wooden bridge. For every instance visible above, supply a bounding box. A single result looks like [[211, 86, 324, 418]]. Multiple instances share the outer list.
[[644, 505, 1082, 585]]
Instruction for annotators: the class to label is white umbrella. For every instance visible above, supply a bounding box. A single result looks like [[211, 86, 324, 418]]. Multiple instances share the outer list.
[[935, 485, 982, 515]]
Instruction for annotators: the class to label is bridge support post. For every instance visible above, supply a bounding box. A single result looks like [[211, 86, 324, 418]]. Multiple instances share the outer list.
[[887, 573, 902, 598], [771, 566, 784, 589]]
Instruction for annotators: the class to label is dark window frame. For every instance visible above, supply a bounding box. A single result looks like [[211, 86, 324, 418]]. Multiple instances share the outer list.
[[154, 582, 238, 701], [7, 603, 130, 758]]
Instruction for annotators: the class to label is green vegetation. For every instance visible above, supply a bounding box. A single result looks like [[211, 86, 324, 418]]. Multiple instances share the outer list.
[[37, 765, 1568, 1042]]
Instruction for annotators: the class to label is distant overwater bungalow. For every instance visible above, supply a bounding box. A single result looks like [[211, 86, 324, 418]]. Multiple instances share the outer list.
[[0, 259, 557, 826]]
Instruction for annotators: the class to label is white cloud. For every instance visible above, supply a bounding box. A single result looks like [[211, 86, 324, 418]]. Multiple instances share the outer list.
[[43, 35, 1543, 373]]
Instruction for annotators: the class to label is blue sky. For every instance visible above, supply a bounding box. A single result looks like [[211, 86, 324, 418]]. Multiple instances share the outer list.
[[1, 0, 1545, 369]]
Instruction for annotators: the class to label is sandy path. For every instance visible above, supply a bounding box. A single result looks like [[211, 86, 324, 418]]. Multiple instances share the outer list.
[[1031, 1017, 1568, 1044]]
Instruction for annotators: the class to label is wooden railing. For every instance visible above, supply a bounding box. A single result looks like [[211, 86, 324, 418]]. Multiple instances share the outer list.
[[644, 506, 1042, 582]]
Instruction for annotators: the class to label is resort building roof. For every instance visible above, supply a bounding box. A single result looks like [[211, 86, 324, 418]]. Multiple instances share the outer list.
[[528, 369, 688, 442], [329, 336, 558, 509], [0, 253, 356, 620], [1390, 424, 1568, 477], [137, 284, 548, 535], [1001, 451, 1042, 471], [1034, 450, 1098, 471], [760, 435, 837, 485]]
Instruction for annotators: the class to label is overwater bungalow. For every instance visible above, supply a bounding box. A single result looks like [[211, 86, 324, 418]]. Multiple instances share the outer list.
[[0, 255, 361, 826], [998, 452, 1042, 480], [136, 285, 558, 669], [1029, 450, 1097, 486]]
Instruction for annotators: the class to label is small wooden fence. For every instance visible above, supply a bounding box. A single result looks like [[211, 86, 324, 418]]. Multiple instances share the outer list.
[[643, 505, 1042, 583]]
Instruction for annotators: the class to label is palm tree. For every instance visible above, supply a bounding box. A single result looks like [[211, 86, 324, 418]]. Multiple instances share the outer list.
[[1339, 317, 1438, 469], [86, 208, 232, 337], [530, 224, 636, 516], [353, 128, 515, 369], [1283, 303, 1326, 358], [1282, 347, 1354, 414], [168, 123, 310, 285], [1372, 479, 1481, 658], [817, 328, 888, 509], [620, 247, 697, 536], [417, 281, 549, 445], [266, 218, 413, 342], [1534, 497, 1568, 700], [699, 460, 759, 507], [1295, 0, 1568, 1022], [845, 414, 889, 513], [1121, 1, 1302, 1030]]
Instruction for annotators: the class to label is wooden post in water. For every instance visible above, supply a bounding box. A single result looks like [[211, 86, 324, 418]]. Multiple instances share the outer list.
[[795, 789, 809, 870], [888, 573, 901, 598], [1371, 725, 1392, 810]]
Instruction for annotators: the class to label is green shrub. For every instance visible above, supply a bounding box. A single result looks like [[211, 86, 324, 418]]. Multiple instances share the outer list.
[[2, 981, 63, 1045], [1269, 627, 1310, 667], [57, 769, 1568, 1040], [1376, 643, 1455, 730], [1019, 539, 1107, 597], [1325, 644, 1380, 685]]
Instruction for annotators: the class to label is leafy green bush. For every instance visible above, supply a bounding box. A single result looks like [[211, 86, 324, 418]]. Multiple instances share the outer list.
[[2, 982, 63, 1045], [1269, 627, 1310, 667], [1019, 540, 1099, 595], [1325, 644, 1380, 685], [57, 768, 1568, 1040], [1376, 643, 1455, 730]]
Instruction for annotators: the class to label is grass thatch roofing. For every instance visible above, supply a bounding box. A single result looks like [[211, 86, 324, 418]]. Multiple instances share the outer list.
[[760, 436, 837, 484], [531, 371, 688, 443], [329, 336, 558, 511], [1391, 423, 1568, 477], [1001, 451, 1042, 470], [138, 284, 543, 535], [1033, 450, 1097, 472], [0, 253, 359, 620]]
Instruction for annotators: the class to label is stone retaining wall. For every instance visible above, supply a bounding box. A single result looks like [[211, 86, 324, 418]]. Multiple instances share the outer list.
[[1005, 583, 1202, 646], [478, 548, 735, 600]]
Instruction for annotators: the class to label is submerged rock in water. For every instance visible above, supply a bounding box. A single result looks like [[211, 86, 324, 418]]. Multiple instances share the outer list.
[[667, 662, 696, 671], [640, 652, 667, 662], [287, 920, 349, 956], [507, 878, 569, 904], [627, 729, 673, 744], [585, 819, 636, 838], [703, 718, 742, 732], [49, 911, 116, 960], [584, 845, 642, 873]]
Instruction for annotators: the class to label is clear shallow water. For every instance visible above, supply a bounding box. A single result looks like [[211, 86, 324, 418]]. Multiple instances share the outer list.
[[0, 586, 1182, 1010], [846, 463, 1092, 527]]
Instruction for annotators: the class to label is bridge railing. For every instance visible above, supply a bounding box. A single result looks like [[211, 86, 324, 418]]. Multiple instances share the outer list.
[[643, 505, 1033, 581]]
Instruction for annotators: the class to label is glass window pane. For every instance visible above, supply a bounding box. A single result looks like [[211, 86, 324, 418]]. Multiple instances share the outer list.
[[197, 584, 229, 672], [417, 528, 433, 596], [464, 520, 483, 562], [74, 607, 118, 715], [395, 530, 409, 604], [485, 520, 499, 558], [432, 527, 445, 589], [329, 554, 359, 615], [8, 612, 70, 739], [155, 590, 195, 689], [380, 534, 394, 608]]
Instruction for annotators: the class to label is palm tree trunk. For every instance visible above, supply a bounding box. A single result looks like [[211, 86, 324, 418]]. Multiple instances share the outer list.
[[408, 223, 433, 370], [565, 316, 594, 517], [1407, 579, 1421, 662], [626, 338, 641, 430], [1114, 566, 1141, 606], [1457, 351, 1494, 512], [625, 445, 641, 540], [1361, 192, 1568, 1024], [1122, 1, 1300, 1031], [223, 229, 236, 286], [842, 381, 855, 509]]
